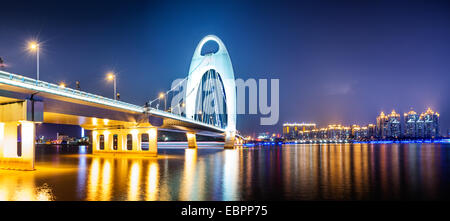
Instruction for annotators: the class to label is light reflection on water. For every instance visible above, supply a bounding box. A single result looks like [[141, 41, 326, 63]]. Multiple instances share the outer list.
[[0, 143, 450, 201]]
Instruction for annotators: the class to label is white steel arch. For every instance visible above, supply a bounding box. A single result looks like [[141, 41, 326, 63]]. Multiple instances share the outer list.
[[185, 35, 236, 132]]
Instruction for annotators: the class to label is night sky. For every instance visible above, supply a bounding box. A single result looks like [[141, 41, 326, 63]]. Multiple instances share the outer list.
[[1, 0, 449, 136]]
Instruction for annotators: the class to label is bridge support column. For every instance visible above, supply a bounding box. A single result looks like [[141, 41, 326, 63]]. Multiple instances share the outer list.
[[0, 121, 36, 170], [186, 132, 197, 148], [0, 100, 41, 171], [91, 127, 157, 157], [224, 131, 236, 149], [147, 128, 158, 156]]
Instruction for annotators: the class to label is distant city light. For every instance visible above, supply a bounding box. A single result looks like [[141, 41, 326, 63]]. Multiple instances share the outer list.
[[282, 107, 441, 142]]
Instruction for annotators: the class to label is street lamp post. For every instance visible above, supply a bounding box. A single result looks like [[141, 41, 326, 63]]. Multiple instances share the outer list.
[[107, 72, 117, 100], [159, 93, 166, 111], [198, 110, 203, 122], [28, 41, 40, 81]]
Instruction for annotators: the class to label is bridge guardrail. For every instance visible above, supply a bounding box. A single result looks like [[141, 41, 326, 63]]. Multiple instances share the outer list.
[[0, 70, 144, 112], [0, 70, 225, 133]]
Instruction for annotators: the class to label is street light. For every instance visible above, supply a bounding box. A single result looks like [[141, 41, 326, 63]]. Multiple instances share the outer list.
[[59, 82, 66, 88], [106, 72, 117, 100], [28, 41, 40, 80], [159, 92, 166, 111], [198, 110, 203, 122]]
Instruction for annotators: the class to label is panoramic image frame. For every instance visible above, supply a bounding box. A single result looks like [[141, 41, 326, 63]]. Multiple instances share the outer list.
[[0, 0, 450, 219]]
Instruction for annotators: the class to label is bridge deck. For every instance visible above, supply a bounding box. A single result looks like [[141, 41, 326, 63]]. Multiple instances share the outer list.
[[0, 70, 225, 134]]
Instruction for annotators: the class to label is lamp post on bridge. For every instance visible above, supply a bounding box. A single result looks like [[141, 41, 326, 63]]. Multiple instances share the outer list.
[[107, 72, 117, 100], [198, 110, 203, 122], [159, 92, 166, 111], [28, 41, 40, 81]]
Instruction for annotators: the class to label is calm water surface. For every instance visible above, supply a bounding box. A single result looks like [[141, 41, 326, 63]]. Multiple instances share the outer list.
[[1, 143, 450, 201]]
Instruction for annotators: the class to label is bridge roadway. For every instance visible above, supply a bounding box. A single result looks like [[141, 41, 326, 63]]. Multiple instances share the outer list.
[[0, 70, 226, 133], [0, 70, 240, 170]]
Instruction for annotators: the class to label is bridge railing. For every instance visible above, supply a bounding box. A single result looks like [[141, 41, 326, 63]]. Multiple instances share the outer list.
[[0, 70, 144, 112], [0, 70, 225, 132]]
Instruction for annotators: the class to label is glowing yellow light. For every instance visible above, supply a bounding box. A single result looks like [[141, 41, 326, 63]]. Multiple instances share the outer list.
[[87, 158, 100, 200], [59, 82, 65, 88], [130, 129, 139, 136], [146, 162, 159, 201], [186, 132, 195, 139], [103, 119, 109, 125], [28, 41, 39, 51], [148, 128, 157, 138], [128, 161, 141, 201], [107, 72, 115, 80], [159, 93, 164, 99], [101, 159, 112, 201], [92, 118, 98, 126]]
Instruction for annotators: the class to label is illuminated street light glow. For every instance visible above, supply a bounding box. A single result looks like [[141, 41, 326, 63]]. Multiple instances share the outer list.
[[107, 72, 115, 80], [159, 93, 166, 111], [28, 41, 39, 50], [28, 41, 40, 80], [106, 72, 117, 100]]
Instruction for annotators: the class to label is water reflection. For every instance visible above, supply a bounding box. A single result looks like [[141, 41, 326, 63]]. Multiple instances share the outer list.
[[146, 161, 159, 201], [180, 149, 197, 200], [223, 148, 239, 200], [0, 172, 55, 201], [128, 160, 141, 201], [1, 143, 450, 201]]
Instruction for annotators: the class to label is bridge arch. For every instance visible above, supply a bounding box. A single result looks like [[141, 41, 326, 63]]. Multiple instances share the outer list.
[[185, 35, 236, 132]]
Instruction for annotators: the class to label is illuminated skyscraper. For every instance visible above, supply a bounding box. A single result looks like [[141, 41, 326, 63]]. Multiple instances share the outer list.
[[404, 109, 419, 138], [360, 126, 368, 139], [416, 118, 425, 138], [351, 124, 361, 139], [420, 108, 440, 139], [387, 110, 401, 138], [283, 123, 316, 140], [367, 124, 376, 139], [376, 111, 389, 138]]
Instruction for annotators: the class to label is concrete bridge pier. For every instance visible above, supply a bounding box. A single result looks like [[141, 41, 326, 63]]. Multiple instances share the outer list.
[[0, 100, 42, 170], [92, 127, 158, 157], [224, 131, 236, 149], [186, 132, 198, 148]]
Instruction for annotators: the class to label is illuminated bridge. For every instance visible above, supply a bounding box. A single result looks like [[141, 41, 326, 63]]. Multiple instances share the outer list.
[[0, 35, 242, 171]]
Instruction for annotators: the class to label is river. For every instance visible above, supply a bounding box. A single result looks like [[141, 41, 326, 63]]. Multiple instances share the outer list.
[[0, 143, 449, 201]]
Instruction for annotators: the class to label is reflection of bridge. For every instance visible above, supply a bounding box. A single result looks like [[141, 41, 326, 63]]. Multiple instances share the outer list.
[[0, 35, 242, 170]]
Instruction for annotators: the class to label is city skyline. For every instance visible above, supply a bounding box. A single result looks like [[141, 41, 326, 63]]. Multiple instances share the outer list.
[[283, 107, 443, 140]]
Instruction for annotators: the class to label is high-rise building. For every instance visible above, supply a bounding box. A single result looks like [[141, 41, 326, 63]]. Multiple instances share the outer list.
[[403, 108, 440, 139], [376, 110, 401, 139], [404, 109, 419, 138], [416, 118, 425, 138], [387, 110, 401, 138], [319, 128, 328, 139], [420, 108, 440, 139], [360, 126, 368, 139], [327, 124, 347, 140], [367, 124, 376, 139], [376, 111, 389, 138], [283, 123, 316, 140], [351, 124, 361, 139]]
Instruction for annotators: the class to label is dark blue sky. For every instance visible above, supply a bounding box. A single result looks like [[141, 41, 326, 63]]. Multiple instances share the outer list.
[[1, 0, 449, 135]]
